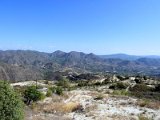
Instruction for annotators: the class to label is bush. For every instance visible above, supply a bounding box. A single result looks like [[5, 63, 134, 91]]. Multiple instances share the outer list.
[[49, 86, 63, 95], [0, 80, 24, 120], [112, 90, 130, 96], [155, 84, 160, 92], [77, 81, 88, 87], [109, 82, 129, 90], [56, 86, 63, 95], [137, 99, 150, 107], [94, 81, 102, 86], [129, 84, 153, 92], [46, 89, 52, 97], [24, 86, 45, 105], [57, 79, 70, 88]]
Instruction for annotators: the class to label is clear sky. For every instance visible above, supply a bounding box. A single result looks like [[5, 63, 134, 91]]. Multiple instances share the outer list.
[[0, 0, 160, 55]]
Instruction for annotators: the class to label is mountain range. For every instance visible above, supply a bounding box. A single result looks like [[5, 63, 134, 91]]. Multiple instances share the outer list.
[[0, 50, 160, 82], [99, 53, 160, 60]]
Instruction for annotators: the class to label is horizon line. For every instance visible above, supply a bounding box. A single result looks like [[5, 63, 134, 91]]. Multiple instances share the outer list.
[[0, 49, 160, 56]]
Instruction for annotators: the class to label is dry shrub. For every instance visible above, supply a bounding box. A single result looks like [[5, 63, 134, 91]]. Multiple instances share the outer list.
[[43, 102, 63, 113], [62, 102, 82, 113], [43, 102, 82, 113], [137, 99, 160, 109], [138, 115, 150, 120], [145, 101, 160, 109], [137, 99, 149, 107]]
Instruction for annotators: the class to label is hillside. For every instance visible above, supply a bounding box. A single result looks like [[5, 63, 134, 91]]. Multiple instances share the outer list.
[[0, 50, 160, 81]]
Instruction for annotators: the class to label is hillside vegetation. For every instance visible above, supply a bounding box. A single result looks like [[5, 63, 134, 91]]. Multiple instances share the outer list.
[[0, 50, 160, 81]]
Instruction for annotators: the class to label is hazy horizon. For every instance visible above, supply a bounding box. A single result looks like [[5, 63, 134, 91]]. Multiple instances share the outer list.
[[1, 49, 160, 56], [0, 0, 160, 55]]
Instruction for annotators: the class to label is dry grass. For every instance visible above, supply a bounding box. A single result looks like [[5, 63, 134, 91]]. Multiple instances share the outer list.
[[137, 99, 160, 109], [62, 102, 82, 113], [43, 102, 81, 113], [138, 115, 150, 120]]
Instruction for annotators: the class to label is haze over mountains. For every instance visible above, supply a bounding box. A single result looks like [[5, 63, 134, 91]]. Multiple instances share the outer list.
[[0, 50, 160, 82], [100, 54, 160, 61]]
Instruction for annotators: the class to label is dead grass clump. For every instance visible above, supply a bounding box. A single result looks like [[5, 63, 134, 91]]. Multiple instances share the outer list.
[[43, 103, 63, 113], [62, 102, 82, 113], [43, 102, 82, 113], [137, 99, 160, 109], [145, 101, 160, 109], [138, 115, 150, 120]]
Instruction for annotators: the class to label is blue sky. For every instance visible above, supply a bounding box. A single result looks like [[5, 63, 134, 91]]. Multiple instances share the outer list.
[[0, 0, 160, 55]]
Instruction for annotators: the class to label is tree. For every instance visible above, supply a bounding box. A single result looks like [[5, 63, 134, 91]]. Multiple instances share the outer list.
[[24, 86, 45, 105], [0, 80, 24, 120]]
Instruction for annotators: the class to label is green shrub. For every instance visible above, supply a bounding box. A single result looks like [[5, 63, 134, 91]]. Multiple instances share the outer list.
[[102, 79, 110, 85], [49, 86, 56, 93], [0, 80, 24, 120], [24, 86, 45, 105], [46, 89, 52, 97], [112, 90, 130, 96], [57, 79, 70, 88], [109, 82, 129, 90], [49, 86, 63, 95], [56, 86, 63, 95], [94, 82, 102, 86], [130, 84, 153, 92], [155, 84, 160, 92], [77, 81, 87, 87]]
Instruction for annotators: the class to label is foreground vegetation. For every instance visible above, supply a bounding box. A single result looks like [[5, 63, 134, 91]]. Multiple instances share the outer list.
[[1, 73, 160, 120], [0, 80, 24, 120]]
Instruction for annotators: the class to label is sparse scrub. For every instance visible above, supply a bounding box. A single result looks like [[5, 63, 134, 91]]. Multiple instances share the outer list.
[[130, 84, 153, 92], [137, 99, 150, 107], [57, 78, 71, 89], [137, 99, 160, 109], [138, 115, 150, 120], [155, 84, 160, 92], [43, 102, 82, 113], [56, 86, 63, 95], [24, 85, 45, 105], [109, 82, 129, 90], [77, 80, 89, 87], [46, 89, 52, 97], [112, 90, 130, 96], [49, 86, 63, 95]]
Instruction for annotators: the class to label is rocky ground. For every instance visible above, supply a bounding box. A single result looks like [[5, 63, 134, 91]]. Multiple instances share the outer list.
[[24, 89, 160, 120], [12, 75, 160, 120]]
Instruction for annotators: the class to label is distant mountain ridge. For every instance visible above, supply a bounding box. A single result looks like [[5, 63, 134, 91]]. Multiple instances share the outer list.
[[99, 53, 160, 60], [0, 50, 160, 81]]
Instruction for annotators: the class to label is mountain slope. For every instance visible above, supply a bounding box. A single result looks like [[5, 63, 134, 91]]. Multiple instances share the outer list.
[[0, 50, 160, 81]]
